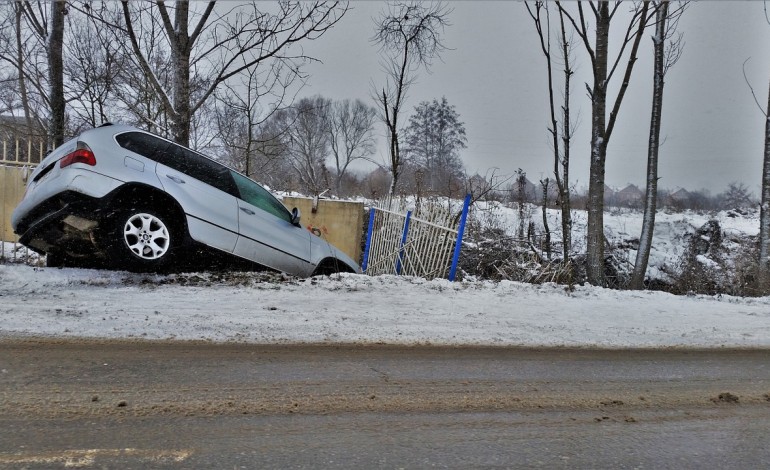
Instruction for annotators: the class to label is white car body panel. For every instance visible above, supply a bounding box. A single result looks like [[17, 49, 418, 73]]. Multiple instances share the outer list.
[[156, 163, 239, 253], [11, 124, 361, 276], [233, 199, 314, 276]]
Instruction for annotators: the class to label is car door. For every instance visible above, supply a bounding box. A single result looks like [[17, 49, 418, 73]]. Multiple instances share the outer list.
[[230, 170, 313, 276], [154, 142, 240, 253]]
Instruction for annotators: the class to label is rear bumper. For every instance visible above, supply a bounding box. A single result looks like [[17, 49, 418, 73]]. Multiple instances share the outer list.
[[14, 190, 112, 255], [12, 168, 123, 254]]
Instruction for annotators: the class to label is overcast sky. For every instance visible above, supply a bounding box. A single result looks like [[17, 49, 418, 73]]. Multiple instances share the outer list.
[[302, 1, 770, 194]]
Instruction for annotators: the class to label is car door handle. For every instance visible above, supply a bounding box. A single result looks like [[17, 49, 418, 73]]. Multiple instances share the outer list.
[[166, 174, 185, 184], [239, 207, 255, 215]]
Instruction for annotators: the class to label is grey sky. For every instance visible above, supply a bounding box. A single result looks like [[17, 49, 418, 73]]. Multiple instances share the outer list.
[[302, 1, 770, 194]]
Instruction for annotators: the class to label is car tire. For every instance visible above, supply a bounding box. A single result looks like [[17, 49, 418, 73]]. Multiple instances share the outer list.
[[45, 251, 92, 269], [104, 206, 180, 272], [45, 251, 66, 268]]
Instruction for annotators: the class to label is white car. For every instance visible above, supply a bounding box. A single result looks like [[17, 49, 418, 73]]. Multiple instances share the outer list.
[[12, 123, 360, 275]]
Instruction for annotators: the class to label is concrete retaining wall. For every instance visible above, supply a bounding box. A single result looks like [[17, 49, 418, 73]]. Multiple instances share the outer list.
[[283, 197, 364, 265], [1, 166, 29, 242]]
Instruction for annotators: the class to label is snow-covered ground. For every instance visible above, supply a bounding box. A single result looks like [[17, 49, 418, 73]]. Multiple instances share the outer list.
[[2, 263, 770, 349], [2, 205, 767, 348]]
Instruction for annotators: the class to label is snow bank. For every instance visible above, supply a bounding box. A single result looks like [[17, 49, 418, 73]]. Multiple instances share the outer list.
[[2, 264, 770, 348]]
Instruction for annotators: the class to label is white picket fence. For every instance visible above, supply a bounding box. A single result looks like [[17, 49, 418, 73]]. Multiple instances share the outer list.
[[1, 137, 43, 265], [362, 195, 470, 280]]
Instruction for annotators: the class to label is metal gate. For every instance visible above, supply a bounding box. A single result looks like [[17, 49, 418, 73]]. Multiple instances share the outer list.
[[362, 195, 470, 280]]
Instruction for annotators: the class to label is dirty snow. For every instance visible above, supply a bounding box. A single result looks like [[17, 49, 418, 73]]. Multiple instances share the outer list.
[[2, 264, 770, 349]]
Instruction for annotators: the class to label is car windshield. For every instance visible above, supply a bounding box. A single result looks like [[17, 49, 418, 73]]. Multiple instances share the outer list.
[[230, 171, 292, 223]]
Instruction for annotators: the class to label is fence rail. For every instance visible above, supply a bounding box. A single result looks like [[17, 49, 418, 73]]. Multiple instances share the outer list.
[[0, 138, 45, 167], [362, 195, 470, 280], [0, 240, 42, 266]]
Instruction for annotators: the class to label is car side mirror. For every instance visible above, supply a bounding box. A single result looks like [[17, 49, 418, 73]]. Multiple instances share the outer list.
[[291, 207, 301, 226]]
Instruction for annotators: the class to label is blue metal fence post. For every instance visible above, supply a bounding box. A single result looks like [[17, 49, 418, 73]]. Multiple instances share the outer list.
[[395, 210, 412, 275], [448, 194, 471, 281], [361, 207, 376, 273]]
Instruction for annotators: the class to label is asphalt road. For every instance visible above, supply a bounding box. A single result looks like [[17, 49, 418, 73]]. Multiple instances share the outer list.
[[1, 340, 769, 468]]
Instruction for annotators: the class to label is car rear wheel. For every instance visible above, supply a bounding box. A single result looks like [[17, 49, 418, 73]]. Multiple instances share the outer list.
[[105, 207, 179, 272], [45, 251, 67, 268], [45, 252, 98, 269]]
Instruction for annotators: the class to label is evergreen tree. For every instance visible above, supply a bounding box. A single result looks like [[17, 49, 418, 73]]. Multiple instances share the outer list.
[[404, 96, 467, 194]]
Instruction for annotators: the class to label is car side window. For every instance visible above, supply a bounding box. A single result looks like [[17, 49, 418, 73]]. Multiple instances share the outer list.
[[181, 148, 239, 197], [230, 171, 292, 224], [116, 132, 174, 167], [152, 140, 187, 173], [117, 132, 238, 197]]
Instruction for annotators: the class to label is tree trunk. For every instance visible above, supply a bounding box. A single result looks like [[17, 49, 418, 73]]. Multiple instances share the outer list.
[[170, 2, 191, 147], [585, 3, 610, 286], [758, 79, 770, 294], [558, 8, 573, 262], [388, 122, 401, 195], [541, 179, 552, 260], [48, 0, 66, 148], [15, 4, 33, 133], [630, 1, 669, 289]]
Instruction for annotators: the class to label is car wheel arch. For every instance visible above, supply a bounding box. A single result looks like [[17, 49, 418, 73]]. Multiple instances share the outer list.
[[105, 184, 188, 238], [312, 257, 356, 276]]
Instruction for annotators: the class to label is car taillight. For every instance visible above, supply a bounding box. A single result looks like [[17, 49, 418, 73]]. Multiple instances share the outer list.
[[60, 142, 96, 168]]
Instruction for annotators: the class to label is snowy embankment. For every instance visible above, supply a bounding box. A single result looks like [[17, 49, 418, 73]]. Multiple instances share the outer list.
[[2, 264, 770, 348], [471, 202, 760, 284]]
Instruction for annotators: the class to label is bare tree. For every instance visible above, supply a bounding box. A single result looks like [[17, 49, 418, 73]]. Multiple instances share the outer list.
[[10, 3, 33, 130], [327, 99, 377, 196], [64, 10, 123, 131], [630, 1, 686, 289], [557, 1, 653, 285], [108, 4, 175, 136], [760, 78, 770, 293], [372, 0, 451, 195], [104, 2, 346, 147], [526, 1, 576, 263], [0, 2, 52, 139], [0, 3, 116, 143], [281, 96, 332, 195], [213, 57, 299, 178]]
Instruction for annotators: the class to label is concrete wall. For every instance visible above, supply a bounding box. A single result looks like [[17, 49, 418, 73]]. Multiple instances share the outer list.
[[1, 165, 28, 242], [283, 197, 364, 264]]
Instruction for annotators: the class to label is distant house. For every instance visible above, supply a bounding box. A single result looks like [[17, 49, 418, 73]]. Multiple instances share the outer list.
[[669, 188, 690, 200], [0, 115, 45, 139], [603, 184, 617, 206], [616, 184, 644, 207], [665, 188, 692, 208], [668, 188, 691, 202]]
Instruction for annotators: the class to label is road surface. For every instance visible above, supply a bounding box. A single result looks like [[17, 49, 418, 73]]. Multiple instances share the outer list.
[[1, 340, 769, 468]]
